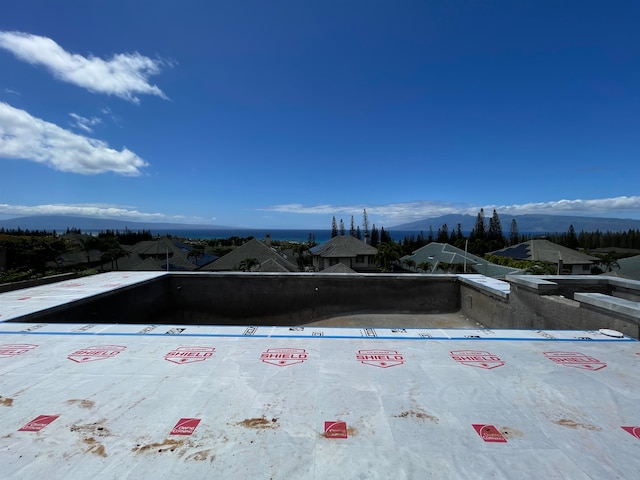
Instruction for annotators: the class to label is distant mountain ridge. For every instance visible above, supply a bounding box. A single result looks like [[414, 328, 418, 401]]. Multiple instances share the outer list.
[[2, 213, 640, 235], [390, 213, 640, 234], [0, 215, 233, 232]]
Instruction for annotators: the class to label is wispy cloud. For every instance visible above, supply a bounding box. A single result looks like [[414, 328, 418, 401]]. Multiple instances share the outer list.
[[0, 203, 206, 223], [0, 102, 147, 175], [263, 196, 640, 225], [3, 88, 20, 96], [0, 31, 170, 103], [69, 112, 102, 133]]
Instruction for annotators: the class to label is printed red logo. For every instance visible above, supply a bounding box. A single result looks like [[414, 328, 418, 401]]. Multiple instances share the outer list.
[[57, 282, 85, 288], [622, 426, 640, 439], [164, 346, 215, 364], [0, 344, 38, 358], [324, 421, 348, 439], [544, 351, 606, 371], [68, 345, 127, 363], [170, 418, 201, 436], [450, 350, 505, 369], [472, 424, 507, 443], [356, 349, 404, 368], [261, 348, 308, 366], [18, 415, 59, 432]]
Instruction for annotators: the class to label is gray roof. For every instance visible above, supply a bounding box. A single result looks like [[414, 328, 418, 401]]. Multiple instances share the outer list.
[[490, 239, 599, 265], [321, 262, 357, 273], [614, 255, 640, 281], [401, 242, 522, 278], [201, 238, 299, 272], [310, 235, 377, 258]]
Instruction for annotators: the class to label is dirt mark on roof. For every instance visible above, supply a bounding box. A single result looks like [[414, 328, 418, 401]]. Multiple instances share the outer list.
[[237, 416, 279, 429], [132, 438, 186, 454], [185, 449, 215, 462], [554, 419, 601, 431], [394, 409, 439, 423], [66, 399, 95, 409], [0, 396, 13, 407], [82, 437, 107, 457], [70, 419, 111, 437], [498, 426, 524, 439]]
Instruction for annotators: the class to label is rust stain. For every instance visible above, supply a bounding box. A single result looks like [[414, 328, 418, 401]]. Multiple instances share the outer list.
[[394, 409, 439, 423], [82, 437, 107, 457], [346, 426, 358, 437], [66, 399, 95, 409], [499, 426, 524, 439], [185, 449, 214, 462], [70, 420, 111, 437], [237, 416, 279, 429], [0, 396, 13, 407], [132, 438, 185, 454], [554, 419, 601, 431]]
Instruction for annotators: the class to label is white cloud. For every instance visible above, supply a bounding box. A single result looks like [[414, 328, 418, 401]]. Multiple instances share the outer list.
[[69, 112, 102, 133], [263, 196, 640, 225], [0, 102, 147, 175], [0, 203, 206, 223], [0, 31, 169, 103]]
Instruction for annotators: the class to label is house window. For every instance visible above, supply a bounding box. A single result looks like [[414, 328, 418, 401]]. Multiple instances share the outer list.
[[355, 255, 365, 264], [329, 258, 339, 266]]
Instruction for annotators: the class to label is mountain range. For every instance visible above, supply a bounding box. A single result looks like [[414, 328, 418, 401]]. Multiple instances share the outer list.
[[1, 214, 640, 235], [0, 215, 232, 232], [392, 213, 640, 234]]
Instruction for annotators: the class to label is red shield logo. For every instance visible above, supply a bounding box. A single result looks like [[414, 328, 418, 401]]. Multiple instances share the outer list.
[[544, 351, 606, 371], [0, 344, 38, 358], [324, 421, 348, 439], [165, 346, 215, 364], [622, 426, 640, 440], [356, 349, 404, 368], [472, 424, 507, 443], [260, 348, 308, 366], [68, 345, 127, 363], [170, 418, 201, 436], [450, 350, 505, 369], [18, 415, 59, 432]]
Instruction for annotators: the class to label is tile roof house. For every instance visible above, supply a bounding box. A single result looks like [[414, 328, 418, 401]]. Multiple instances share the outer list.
[[613, 255, 640, 281], [200, 238, 299, 272], [310, 235, 378, 272], [102, 237, 217, 272], [489, 239, 599, 275], [400, 242, 523, 278]]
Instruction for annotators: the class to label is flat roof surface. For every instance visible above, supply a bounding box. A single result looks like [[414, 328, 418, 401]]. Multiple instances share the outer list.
[[1, 323, 639, 479], [0, 272, 168, 323]]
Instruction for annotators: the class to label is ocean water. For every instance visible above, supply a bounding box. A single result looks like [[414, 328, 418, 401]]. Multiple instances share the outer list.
[[154, 229, 428, 244]]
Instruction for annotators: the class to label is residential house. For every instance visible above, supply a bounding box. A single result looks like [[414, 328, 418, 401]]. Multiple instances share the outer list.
[[400, 242, 523, 278], [310, 235, 377, 272], [489, 239, 599, 275], [200, 238, 299, 272]]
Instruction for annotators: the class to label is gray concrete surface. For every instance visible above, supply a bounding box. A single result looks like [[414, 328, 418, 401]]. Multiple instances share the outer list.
[[306, 312, 483, 328]]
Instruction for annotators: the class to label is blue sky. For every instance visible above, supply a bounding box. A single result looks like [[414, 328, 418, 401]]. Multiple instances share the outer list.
[[1, 0, 639, 229]]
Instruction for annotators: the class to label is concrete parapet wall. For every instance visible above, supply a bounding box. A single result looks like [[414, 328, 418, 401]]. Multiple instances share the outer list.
[[165, 273, 461, 325], [0, 273, 77, 293], [462, 275, 640, 338]]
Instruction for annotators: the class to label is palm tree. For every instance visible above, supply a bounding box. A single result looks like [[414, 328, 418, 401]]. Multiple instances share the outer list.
[[402, 258, 416, 271], [375, 241, 402, 272], [238, 258, 259, 272], [417, 261, 432, 273], [187, 245, 206, 265]]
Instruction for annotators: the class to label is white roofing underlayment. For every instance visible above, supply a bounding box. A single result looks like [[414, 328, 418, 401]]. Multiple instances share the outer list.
[[0, 322, 638, 479], [0, 272, 639, 478]]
